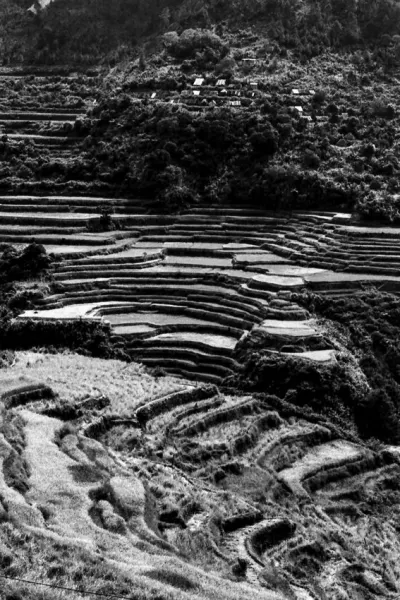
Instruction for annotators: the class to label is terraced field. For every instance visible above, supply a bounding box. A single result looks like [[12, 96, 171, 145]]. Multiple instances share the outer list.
[[2, 353, 400, 599], [2, 73, 400, 600], [4, 78, 400, 383], [0, 71, 96, 158], [15, 202, 400, 382]]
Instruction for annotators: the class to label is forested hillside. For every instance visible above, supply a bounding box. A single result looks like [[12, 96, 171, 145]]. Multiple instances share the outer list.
[[3, 0, 400, 64]]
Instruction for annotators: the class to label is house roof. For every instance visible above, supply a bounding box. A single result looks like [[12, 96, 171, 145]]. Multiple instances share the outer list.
[[292, 89, 300, 94], [194, 78, 204, 86], [216, 79, 226, 86], [193, 90, 200, 96]]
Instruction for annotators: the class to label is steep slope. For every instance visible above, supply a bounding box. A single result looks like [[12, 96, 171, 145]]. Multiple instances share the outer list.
[[1, 353, 400, 600]]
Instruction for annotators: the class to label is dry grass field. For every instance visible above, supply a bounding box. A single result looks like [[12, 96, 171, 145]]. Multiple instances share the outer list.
[[0, 351, 189, 416], [1, 350, 400, 600]]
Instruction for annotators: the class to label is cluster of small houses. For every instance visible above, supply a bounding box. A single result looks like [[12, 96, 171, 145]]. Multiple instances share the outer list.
[[147, 78, 331, 123], [148, 77, 260, 108]]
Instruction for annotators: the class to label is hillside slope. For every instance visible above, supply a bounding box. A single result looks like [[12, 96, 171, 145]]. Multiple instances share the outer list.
[[1, 351, 400, 600], [1, 4, 400, 600], [3, 0, 400, 64]]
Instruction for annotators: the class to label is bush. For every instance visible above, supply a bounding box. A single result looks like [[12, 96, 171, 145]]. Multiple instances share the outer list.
[[294, 291, 400, 443], [163, 29, 228, 62], [313, 89, 327, 104], [0, 319, 124, 360], [371, 99, 396, 118], [357, 191, 400, 222], [158, 183, 198, 212], [302, 149, 321, 169], [250, 127, 278, 157], [0, 243, 51, 284]]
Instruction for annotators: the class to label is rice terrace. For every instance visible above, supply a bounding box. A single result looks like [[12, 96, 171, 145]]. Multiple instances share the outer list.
[[3, 2, 400, 600]]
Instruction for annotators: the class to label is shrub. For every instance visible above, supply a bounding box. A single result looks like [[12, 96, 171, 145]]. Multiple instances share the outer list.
[[357, 191, 400, 222], [0, 243, 51, 284], [215, 55, 236, 76], [313, 89, 327, 104], [0, 319, 124, 360], [163, 29, 228, 62], [302, 149, 321, 169], [295, 291, 400, 443], [250, 127, 278, 157], [371, 99, 395, 118]]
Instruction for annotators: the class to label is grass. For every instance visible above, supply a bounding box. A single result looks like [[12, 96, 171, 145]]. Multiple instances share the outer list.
[[0, 352, 188, 417], [0, 410, 30, 495], [0, 511, 282, 600]]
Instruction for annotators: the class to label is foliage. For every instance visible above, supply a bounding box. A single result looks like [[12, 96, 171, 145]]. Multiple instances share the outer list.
[[0, 318, 127, 360], [82, 96, 358, 212], [356, 191, 400, 222], [293, 290, 400, 443], [3, 0, 400, 64], [0, 243, 51, 284], [231, 348, 363, 429], [0, 410, 30, 494], [163, 29, 228, 62]]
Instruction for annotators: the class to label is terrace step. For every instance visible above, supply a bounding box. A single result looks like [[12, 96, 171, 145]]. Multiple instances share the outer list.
[[0, 112, 79, 121], [7, 133, 80, 145], [132, 356, 236, 379], [125, 346, 240, 370], [160, 367, 224, 384], [0, 225, 86, 235], [60, 250, 164, 266], [0, 195, 148, 208], [0, 234, 116, 245], [114, 318, 243, 338], [54, 262, 164, 279], [129, 332, 237, 356]]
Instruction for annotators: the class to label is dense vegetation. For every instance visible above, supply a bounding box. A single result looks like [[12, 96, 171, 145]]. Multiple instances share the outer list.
[[230, 290, 400, 444], [0, 242, 51, 284], [294, 291, 400, 443], [3, 0, 400, 64], [75, 61, 400, 217], [1, 2, 400, 220], [231, 348, 364, 432]]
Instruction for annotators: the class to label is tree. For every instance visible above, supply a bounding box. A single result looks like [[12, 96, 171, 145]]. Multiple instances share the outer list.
[[250, 126, 278, 157]]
